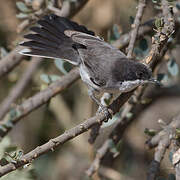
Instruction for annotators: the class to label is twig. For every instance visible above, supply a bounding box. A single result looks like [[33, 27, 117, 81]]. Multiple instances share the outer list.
[[49, 0, 89, 18], [146, 114, 180, 149], [0, 68, 80, 139], [88, 2, 148, 144], [86, 0, 175, 176], [127, 0, 147, 58], [171, 140, 180, 180], [99, 166, 134, 180], [0, 57, 42, 120], [146, 114, 178, 180], [0, 90, 134, 177], [0, 0, 89, 78], [0, 46, 24, 79], [0, 18, 157, 139], [112, 19, 154, 49]]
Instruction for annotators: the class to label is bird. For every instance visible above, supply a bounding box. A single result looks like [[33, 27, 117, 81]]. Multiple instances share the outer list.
[[19, 14, 159, 117]]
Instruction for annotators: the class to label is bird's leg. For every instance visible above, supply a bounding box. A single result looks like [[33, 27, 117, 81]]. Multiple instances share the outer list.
[[88, 88, 112, 121]]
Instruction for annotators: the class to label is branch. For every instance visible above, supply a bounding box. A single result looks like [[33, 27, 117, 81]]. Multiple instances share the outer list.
[[112, 19, 154, 49], [127, 0, 147, 58], [0, 89, 134, 177], [0, 68, 80, 139], [88, 1, 148, 144], [87, 0, 175, 176], [0, 46, 24, 79], [0, 0, 89, 79], [0, 57, 42, 120], [0, 17, 157, 140], [48, 0, 89, 18], [146, 113, 180, 180]]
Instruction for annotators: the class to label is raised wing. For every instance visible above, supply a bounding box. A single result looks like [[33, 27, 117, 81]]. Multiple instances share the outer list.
[[20, 14, 95, 65], [64, 30, 127, 86]]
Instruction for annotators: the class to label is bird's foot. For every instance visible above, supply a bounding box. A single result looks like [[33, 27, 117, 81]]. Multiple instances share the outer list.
[[97, 105, 112, 122]]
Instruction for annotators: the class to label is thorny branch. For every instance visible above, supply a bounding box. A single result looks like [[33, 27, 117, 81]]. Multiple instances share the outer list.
[[127, 0, 147, 58], [87, 0, 175, 177]]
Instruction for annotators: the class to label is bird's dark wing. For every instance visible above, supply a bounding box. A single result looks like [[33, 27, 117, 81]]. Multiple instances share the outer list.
[[20, 14, 95, 65], [64, 30, 127, 85]]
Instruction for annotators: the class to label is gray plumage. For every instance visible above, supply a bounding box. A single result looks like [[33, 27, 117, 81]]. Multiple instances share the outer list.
[[19, 14, 157, 111]]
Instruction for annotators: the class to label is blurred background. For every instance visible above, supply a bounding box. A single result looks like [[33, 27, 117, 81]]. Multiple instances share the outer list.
[[0, 0, 180, 180]]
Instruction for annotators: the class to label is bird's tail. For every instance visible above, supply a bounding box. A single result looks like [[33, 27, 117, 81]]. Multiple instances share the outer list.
[[19, 14, 94, 65]]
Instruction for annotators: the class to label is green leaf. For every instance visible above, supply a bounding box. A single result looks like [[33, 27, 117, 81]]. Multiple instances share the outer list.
[[54, 58, 72, 74], [16, 2, 31, 13], [40, 74, 61, 84], [155, 18, 164, 29], [8, 108, 21, 120], [102, 111, 121, 128], [139, 38, 148, 51], [0, 47, 8, 58], [169, 151, 173, 164], [167, 59, 179, 76], [152, 0, 161, 4], [16, 13, 29, 19], [40, 74, 51, 84], [176, 2, 180, 10], [112, 24, 121, 39], [16, 150, 24, 160], [108, 139, 119, 157], [157, 73, 169, 82], [144, 128, 156, 137], [168, 173, 175, 180], [129, 16, 134, 25], [0, 158, 9, 166]]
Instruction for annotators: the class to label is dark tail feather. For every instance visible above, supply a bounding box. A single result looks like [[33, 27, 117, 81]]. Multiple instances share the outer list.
[[19, 14, 94, 65]]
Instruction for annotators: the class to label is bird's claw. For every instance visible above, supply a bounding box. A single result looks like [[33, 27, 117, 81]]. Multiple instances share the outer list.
[[98, 105, 112, 122]]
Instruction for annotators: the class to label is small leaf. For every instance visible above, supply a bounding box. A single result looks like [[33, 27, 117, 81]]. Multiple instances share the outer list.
[[0, 47, 8, 58], [112, 24, 121, 39], [40, 74, 51, 84], [129, 16, 134, 25], [141, 98, 152, 105], [144, 128, 156, 137], [0, 158, 9, 166], [16, 150, 23, 160], [0, 125, 6, 132], [108, 140, 119, 157], [16, 2, 31, 13], [167, 173, 175, 180], [176, 2, 180, 10], [54, 58, 72, 74], [169, 151, 173, 164], [157, 73, 169, 82], [167, 59, 179, 76], [155, 18, 164, 29], [152, 0, 161, 4], [4, 121, 13, 128], [102, 112, 121, 128], [126, 112, 133, 119], [16, 13, 29, 19], [9, 109, 18, 120], [139, 38, 148, 51], [40, 74, 61, 84]]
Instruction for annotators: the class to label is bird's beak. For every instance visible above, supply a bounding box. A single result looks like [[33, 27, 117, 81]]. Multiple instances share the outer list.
[[148, 78, 162, 86]]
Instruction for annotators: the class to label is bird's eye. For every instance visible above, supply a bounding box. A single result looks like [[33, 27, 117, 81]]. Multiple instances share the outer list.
[[137, 72, 144, 79]]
